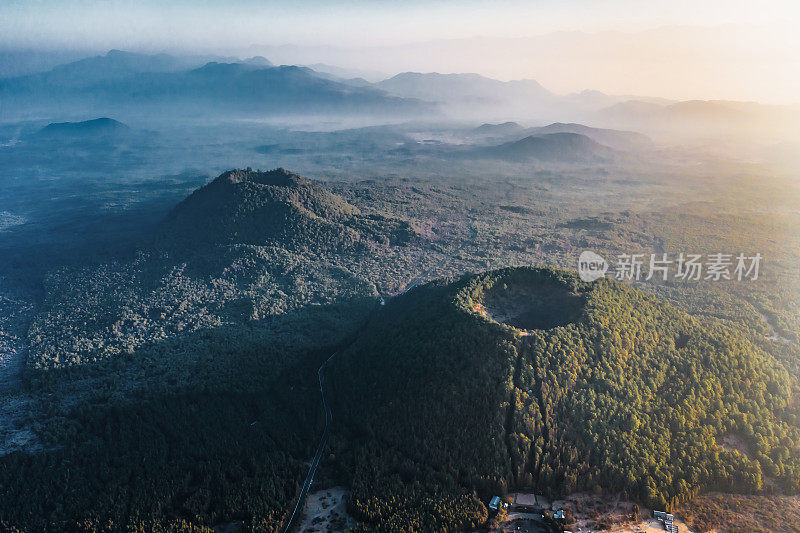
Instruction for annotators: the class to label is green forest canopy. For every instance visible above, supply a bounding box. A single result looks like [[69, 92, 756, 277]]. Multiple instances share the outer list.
[[329, 267, 800, 531]]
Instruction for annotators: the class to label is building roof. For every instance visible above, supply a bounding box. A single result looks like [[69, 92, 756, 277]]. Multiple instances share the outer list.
[[489, 496, 502, 510]]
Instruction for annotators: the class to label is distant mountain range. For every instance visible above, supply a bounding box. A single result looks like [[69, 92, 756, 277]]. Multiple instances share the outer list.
[[471, 121, 526, 136], [2, 50, 219, 93], [373, 72, 684, 123], [373, 71, 799, 140], [0, 50, 430, 119], [304, 63, 386, 83], [2, 49, 798, 140], [598, 99, 800, 140], [376, 72, 555, 105]]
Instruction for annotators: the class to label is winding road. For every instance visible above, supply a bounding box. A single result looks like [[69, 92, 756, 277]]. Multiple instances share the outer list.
[[282, 351, 337, 532], [282, 272, 429, 532]]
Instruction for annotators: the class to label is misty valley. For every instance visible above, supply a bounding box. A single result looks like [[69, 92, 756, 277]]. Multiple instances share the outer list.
[[0, 47, 799, 533]]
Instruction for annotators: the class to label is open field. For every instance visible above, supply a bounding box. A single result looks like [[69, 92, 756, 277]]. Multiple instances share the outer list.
[[681, 493, 800, 533], [296, 486, 354, 533]]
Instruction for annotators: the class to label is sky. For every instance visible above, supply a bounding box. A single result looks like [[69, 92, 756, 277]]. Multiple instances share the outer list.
[[1, 0, 799, 103]]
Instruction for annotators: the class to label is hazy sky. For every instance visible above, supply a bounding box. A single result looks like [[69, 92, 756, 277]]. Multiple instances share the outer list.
[[2, 0, 799, 103]]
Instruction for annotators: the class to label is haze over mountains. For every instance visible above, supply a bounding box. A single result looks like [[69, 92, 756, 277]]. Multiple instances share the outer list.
[[469, 122, 653, 152], [0, 50, 428, 121], [1, 33, 800, 533], [225, 25, 799, 104], [470, 132, 616, 163], [375, 72, 557, 114], [33, 117, 130, 139], [2, 49, 798, 142]]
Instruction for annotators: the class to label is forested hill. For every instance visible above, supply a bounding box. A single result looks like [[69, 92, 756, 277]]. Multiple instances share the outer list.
[[26, 168, 421, 374], [328, 267, 800, 531], [0, 169, 425, 531], [472, 132, 615, 162], [34, 117, 130, 139], [157, 167, 415, 252]]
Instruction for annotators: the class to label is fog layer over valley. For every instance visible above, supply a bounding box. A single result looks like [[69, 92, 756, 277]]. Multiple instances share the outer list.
[[0, 48, 799, 532]]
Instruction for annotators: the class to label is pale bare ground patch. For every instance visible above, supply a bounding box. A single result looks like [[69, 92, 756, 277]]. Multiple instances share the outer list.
[[681, 493, 800, 533], [0, 393, 40, 456], [610, 517, 695, 533], [547, 493, 696, 533], [0, 282, 40, 456], [489, 493, 547, 526], [296, 486, 355, 533], [714, 433, 786, 491], [715, 433, 750, 457], [0, 341, 41, 456], [473, 301, 531, 337], [478, 286, 541, 326]]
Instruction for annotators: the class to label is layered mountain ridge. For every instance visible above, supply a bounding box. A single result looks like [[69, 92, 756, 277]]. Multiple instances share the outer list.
[[0, 51, 430, 119]]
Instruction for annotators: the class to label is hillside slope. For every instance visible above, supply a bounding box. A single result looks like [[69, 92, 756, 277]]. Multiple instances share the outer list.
[[526, 122, 652, 151], [329, 267, 800, 530], [157, 167, 414, 252], [472, 132, 615, 162], [376, 72, 554, 105], [0, 168, 426, 532]]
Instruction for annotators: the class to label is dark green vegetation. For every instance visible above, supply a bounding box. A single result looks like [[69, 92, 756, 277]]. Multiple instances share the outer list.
[[0, 388, 317, 532], [25, 168, 419, 373], [158, 168, 414, 252], [329, 268, 800, 530], [0, 168, 422, 531], [0, 106, 799, 531]]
